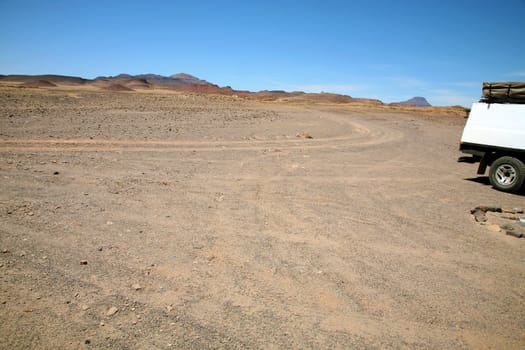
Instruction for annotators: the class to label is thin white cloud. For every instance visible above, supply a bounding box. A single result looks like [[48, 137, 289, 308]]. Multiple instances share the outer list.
[[447, 81, 480, 88], [426, 88, 477, 107], [430, 95, 476, 107], [505, 70, 525, 77]]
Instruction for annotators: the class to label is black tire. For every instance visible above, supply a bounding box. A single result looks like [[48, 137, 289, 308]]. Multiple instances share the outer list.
[[488, 156, 525, 193]]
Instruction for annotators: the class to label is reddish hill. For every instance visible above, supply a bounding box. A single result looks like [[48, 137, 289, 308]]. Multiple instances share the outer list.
[[22, 79, 57, 88], [103, 83, 134, 92], [124, 78, 151, 89], [0, 74, 87, 85], [87, 78, 134, 91], [166, 83, 228, 94]]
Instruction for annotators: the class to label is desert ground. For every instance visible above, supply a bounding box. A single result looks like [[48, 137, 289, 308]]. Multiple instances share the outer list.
[[0, 84, 524, 349]]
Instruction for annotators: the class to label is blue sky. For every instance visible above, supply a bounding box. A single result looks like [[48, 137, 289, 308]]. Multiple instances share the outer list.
[[1, 0, 524, 106]]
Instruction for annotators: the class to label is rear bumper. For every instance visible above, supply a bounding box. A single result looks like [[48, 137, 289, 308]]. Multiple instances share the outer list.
[[459, 142, 525, 157]]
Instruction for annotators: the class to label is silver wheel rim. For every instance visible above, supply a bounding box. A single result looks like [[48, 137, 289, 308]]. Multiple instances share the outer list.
[[495, 164, 517, 186]]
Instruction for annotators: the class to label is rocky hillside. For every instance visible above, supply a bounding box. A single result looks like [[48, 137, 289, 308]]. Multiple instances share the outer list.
[[0, 73, 382, 105], [97, 73, 210, 86]]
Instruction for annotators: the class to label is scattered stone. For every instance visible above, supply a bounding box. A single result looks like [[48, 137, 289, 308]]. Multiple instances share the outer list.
[[2, 249, 9, 254], [132, 283, 143, 291], [99, 322, 105, 326], [502, 207, 524, 214], [97, 246, 103, 252], [296, 132, 313, 139], [502, 215, 520, 220], [506, 230, 524, 238], [27, 212, 34, 216], [53, 171, 60, 175], [472, 206, 502, 213], [501, 223, 524, 238], [79, 260, 88, 265], [84, 339, 91, 345], [471, 209, 487, 223], [81, 304, 90, 311], [106, 306, 119, 317]]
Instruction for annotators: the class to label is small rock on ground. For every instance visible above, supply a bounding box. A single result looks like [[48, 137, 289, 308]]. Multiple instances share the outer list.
[[106, 306, 119, 316]]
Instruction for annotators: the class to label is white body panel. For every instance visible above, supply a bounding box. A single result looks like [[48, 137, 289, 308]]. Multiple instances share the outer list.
[[461, 102, 525, 150]]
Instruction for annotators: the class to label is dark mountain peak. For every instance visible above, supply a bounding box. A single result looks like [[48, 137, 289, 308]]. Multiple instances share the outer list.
[[169, 73, 209, 85], [137, 74, 167, 80], [115, 73, 133, 79], [396, 96, 431, 107]]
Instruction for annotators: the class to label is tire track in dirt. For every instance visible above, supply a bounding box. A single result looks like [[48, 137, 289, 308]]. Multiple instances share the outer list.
[[0, 113, 403, 153], [167, 109, 418, 344], [184, 176, 467, 348]]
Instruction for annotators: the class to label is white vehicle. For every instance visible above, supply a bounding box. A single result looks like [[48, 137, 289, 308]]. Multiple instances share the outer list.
[[459, 82, 525, 193]]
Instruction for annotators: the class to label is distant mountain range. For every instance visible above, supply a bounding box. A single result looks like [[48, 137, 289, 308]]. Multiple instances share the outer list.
[[0, 73, 434, 107], [96, 73, 210, 86]]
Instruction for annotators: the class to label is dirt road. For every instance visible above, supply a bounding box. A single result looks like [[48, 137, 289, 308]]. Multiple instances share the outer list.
[[1, 87, 524, 349]]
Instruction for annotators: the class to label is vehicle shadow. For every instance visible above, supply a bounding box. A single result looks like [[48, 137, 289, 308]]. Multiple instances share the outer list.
[[464, 177, 525, 196], [465, 176, 490, 185]]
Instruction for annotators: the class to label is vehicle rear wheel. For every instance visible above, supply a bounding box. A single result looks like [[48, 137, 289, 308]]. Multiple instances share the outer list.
[[489, 156, 525, 193]]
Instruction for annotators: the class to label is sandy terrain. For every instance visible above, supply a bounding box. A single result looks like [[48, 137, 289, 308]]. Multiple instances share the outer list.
[[1, 85, 524, 349]]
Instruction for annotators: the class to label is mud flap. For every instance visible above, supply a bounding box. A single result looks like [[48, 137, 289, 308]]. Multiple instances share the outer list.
[[477, 157, 487, 175]]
